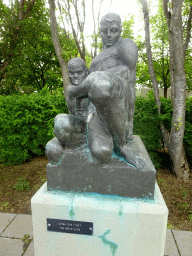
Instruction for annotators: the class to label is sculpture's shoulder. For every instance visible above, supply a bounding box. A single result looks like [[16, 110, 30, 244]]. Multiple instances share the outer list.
[[117, 38, 138, 70]]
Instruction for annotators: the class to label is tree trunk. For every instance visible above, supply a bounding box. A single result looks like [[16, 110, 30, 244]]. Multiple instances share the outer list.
[[169, 0, 189, 180], [48, 0, 69, 96], [139, 0, 190, 181], [164, 86, 167, 98]]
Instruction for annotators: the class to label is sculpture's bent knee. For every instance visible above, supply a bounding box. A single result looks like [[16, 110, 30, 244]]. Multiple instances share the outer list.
[[88, 71, 113, 103], [54, 114, 86, 148], [45, 137, 64, 165]]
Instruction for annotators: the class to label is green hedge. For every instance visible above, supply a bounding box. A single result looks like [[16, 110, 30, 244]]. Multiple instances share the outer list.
[[1, 87, 192, 167], [134, 94, 192, 167], [133, 93, 163, 168], [0, 87, 67, 165], [184, 97, 192, 165]]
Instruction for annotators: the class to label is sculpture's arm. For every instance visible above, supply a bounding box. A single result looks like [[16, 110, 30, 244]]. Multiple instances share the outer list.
[[66, 75, 92, 111], [118, 38, 138, 71]]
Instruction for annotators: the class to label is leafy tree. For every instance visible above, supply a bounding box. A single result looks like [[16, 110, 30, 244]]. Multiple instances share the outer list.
[[136, 1, 170, 96], [1, 0, 76, 94], [0, 0, 37, 88], [121, 14, 135, 40], [139, 0, 192, 180]]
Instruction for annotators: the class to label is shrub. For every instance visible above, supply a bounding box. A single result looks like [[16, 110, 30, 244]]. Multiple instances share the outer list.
[[133, 94, 163, 151], [1, 86, 192, 168], [13, 178, 31, 192], [0, 86, 68, 165], [133, 94, 164, 168], [184, 97, 192, 165]]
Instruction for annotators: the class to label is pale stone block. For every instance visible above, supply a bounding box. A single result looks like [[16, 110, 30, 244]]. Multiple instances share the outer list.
[[31, 181, 168, 256]]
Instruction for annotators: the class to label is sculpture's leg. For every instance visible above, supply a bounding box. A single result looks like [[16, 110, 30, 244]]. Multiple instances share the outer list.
[[87, 71, 143, 168], [87, 71, 127, 147], [87, 111, 113, 164], [53, 114, 86, 148]]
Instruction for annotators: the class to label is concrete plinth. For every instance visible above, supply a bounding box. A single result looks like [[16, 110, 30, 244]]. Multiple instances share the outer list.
[[31, 182, 168, 256]]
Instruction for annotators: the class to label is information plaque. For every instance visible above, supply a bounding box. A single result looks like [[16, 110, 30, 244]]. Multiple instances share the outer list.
[[47, 218, 93, 236]]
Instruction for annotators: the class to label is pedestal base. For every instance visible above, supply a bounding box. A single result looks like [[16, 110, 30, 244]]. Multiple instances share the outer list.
[[31, 182, 168, 256], [46, 135, 156, 199]]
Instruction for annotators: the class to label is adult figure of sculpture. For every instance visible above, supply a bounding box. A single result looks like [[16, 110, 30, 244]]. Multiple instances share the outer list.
[[45, 58, 89, 164], [67, 13, 140, 167]]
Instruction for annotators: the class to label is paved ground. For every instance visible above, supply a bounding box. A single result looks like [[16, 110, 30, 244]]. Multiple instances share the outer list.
[[0, 213, 192, 256]]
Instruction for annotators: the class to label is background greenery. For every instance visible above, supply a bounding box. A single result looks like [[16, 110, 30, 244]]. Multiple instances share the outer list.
[[1, 90, 192, 168]]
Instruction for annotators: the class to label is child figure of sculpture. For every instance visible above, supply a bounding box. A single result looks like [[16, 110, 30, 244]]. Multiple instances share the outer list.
[[45, 58, 89, 164], [45, 13, 156, 199]]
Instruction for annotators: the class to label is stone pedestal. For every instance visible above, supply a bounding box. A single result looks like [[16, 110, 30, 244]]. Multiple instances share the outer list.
[[31, 181, 168, 256], [46, 135, 156, 199]]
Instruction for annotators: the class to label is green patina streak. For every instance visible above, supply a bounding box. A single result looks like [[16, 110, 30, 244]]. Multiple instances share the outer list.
[[98, 229, 118, 256], [69, 206, 75, 219], [119, 204, 123, 216]]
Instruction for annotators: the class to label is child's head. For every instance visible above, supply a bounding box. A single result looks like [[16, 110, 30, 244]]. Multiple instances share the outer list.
[[68, 58, 88, 86]]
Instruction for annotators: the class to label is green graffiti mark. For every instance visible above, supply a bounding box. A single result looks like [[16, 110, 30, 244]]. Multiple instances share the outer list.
[[98, 229, 118, 256]]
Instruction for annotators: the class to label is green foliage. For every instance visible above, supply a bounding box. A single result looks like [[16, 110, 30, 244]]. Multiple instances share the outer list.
[[167, 220, 175, 229], [185, 48, 192, 91], [13, 178, 31, 192], [134, 94, 163, 151], [1, 90, 192, 168], [133, 94, 163, 168], [0, 0, 75, 94], [148, 151, 163, 169], [188, 213, 192, 222], [184, 97, 192, 165], [135, 36, 152, 88], [0, 88, 68, 165], [136, 0, 170, 92], [121, 15, 135, 40], [20, 234, 30, 244], [59, 31, 78, 61], [136, 0, 192, 95], [159, 97, 172, 131], [134, 94, 192, 167]]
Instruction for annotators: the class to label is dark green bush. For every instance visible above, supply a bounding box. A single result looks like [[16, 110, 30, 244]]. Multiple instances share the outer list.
[[159, 97, 172, 131], [133, 94, 163, 169], [133, 94, 163, 150], [0, 86, 68, 165], [184, 97, 192, 165], [1, 86, 192, 168], [134, 94, 192, 167]]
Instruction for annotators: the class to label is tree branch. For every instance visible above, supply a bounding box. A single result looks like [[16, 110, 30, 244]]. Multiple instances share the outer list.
[[21, 0, 36, 21], [162, 0, 170, 26], [57, 0, 68, 38], [139, 0, 161, 112], [48, 0, 69, 94], [66, 0, 85, 60], [184, 4, 192, 55]]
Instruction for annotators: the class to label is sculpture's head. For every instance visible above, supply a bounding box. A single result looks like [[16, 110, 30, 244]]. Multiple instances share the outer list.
[[100, 13, 122, 49], [68, 58, 88, 86]]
